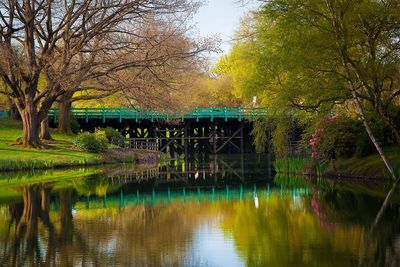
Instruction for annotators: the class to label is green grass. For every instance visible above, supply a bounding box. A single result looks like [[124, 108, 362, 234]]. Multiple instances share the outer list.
[[332, 145, 400, 178], [0, 119, 100, 171]]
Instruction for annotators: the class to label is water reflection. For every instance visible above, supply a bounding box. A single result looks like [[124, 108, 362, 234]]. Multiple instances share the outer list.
[[0, 155, 399, 266], [0, 185, 68, 266], [101, 154, 272, 187]]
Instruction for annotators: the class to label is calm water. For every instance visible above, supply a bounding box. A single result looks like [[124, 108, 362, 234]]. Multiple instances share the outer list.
[[0, 154, 399, 267]]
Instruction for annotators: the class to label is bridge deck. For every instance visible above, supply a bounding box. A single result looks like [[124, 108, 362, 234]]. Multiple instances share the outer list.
[[48, 107, 268, 123]]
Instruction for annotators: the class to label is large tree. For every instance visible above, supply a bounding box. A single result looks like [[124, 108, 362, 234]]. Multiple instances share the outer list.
[[221, 0, 400, 180], [53, 11, 210, 134], [0, 0, 203, 147]]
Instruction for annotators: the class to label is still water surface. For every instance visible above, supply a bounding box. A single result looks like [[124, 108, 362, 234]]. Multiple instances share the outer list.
[[0, 154, 399, 267]]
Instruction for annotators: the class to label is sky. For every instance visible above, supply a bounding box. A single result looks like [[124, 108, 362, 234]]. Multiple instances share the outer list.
[[193, 0, 259, 61]]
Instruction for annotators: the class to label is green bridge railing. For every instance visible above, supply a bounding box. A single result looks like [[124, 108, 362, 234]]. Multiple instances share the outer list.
[[0, 111, 8, 119], [48, 107, 268, 123]]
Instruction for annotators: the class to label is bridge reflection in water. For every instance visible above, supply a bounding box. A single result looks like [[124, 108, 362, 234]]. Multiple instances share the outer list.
[[104, 154, 272, 186], [78, 154, 282, 210], [79, 183, 310, 211]]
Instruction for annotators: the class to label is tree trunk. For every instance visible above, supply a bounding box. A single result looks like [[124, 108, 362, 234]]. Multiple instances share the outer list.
[[58, 93, 73, 134], [7, 97, 20, 120], [18, 101, 42, 148], [40, 117, 53, 141]]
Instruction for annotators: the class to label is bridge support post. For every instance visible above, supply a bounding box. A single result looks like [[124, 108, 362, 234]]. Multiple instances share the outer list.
[[190, 126, 196, 153], [170, 128, 175, 158], [240, 122, 244, 153], [204, 126, 210, 154], [184, 124, 189, 157], [212, 124, 217, 154], [227, 125, 232, 154]]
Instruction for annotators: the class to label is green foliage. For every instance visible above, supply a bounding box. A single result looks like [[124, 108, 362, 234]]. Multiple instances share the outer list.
[[306, 113, 390, 160], [94, 129, 109, 148], [272, 119, 291, 158], [98, 127, 124, 143], [217, 0, 400, 153], [355, 132, 375, 158], [251, 114, 296, 157], [74, 132, 108, 153], [251, 117, 270, 153], [316, 116, 361, 160]]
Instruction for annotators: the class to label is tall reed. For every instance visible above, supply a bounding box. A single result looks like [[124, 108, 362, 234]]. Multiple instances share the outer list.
[[274, 157, 329, 178]]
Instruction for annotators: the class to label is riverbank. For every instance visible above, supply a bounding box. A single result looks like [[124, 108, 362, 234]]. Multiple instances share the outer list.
[[0, 119, 163, 171], [275, 145, 400, 180], [325, 145, 400, 179]]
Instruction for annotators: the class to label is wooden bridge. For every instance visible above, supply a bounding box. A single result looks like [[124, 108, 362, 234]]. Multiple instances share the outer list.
[[42, 107, 269, 154], [47, 107, 271, 154]]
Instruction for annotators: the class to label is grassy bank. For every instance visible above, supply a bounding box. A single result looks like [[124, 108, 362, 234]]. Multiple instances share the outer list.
[[274, 145, 400, 179], [0, 119, 100, 170], [328, 145, 400, 179], [0, 119, 162, 171]]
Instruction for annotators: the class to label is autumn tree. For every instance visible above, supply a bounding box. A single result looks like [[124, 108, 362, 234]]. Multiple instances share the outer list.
[[0, 0, 203, 147], [53, 8, 211, 134]]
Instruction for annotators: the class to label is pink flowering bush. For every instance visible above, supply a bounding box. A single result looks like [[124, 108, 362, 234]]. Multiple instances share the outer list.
[[307, 115, 361, 160]]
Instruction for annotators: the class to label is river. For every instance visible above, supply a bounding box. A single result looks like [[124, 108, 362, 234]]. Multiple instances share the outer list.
[[0, 154, 398, 266]]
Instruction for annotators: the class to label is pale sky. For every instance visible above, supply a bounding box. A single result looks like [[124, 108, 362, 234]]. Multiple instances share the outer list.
[[193, 0, 259, 60]]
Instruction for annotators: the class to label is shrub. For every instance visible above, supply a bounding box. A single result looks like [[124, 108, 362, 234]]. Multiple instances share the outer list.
[[74, 132, 108, 153], [309, 115, 361, 160], [365, 111, 391, 144], [99, 127, 124, 143], [355, 132, 375, 157], [301, 109, 392, 160], [94, 129, 109, 150], [70, 115, 80, 134]]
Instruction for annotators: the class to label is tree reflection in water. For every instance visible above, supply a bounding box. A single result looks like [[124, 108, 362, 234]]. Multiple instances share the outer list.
[[1, 185, 54, 266], [0, 177, 399, 267], [0, 184, 101, 266]]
